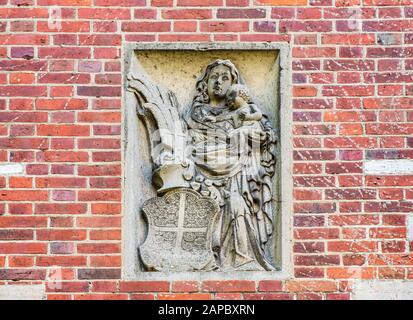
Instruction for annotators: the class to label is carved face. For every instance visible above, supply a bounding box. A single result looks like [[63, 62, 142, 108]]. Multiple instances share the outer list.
[[226, 89, 244, 110], [207, 65, 232, 102]]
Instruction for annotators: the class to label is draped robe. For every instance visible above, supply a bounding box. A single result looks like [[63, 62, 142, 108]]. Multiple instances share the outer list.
[[184, 102, 277, 271]]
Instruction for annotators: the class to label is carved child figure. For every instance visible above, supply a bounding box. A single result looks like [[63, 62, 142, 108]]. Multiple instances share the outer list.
[[204, 84, 262, 129]]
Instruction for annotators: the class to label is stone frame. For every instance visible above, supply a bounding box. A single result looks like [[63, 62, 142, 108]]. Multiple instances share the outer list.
[[122, 42, 293, 281]]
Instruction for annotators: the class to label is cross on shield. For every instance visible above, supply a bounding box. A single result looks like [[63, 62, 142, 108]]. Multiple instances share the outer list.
[[139, 188, 219, 272]]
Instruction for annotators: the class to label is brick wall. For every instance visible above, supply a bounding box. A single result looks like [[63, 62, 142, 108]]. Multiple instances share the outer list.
[[0, 0, 412, 300]]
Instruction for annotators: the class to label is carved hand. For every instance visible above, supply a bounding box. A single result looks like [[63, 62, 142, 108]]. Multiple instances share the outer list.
[[204, 115, 217, 123]]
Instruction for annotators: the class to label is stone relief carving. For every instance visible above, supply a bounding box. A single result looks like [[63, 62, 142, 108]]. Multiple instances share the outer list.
[[127, 59, 278, 272], [139, 189, 219, 272]]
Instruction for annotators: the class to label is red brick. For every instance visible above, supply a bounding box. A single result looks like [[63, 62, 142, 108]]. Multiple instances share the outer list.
[[293, 163, 322, 174], [217, 8, 265, 18], [294, 203, 336, 214], [36, 177, 86, 188], [78, 190, 121, 201], [0, 112, 47, 123], [163, 9, 212, 19], [92, 281, 117, 293], [294, 242, 325, 253], [0, 243, 46, 254], [327, 267, 375, 279], [294, 228, 340, 240], [78, 8, 131, 19], [0, 216, 46, 228], [296, 293, 323, 300], [200, 21, 249, 32], [37, 230, 87, 241], [91, 203, 121, 215], [369, 227, 406, 239], [322, 34, 375, 45], [78, 138, 120, 149], [122, 22, 170, 32], [50, 242, 75, 254], [369, 254, 413, 266], [378, 267, 405, 279], [9, 256, 34, 267], [0, 269, 46, 280], [95, 0, 144, 5], [329, 214, 379, 226], [89, 178, 121, 189], [215, 293, 243, 299], [201, 281, 256, 292], [46, 282, 89, 293], [294, 267, 324, 278], [327, 241, 377, 252], [50, 217, 73, 228], [35, 203, 87, 215], [294, 35, 317, 45], [10, 124, 34, 136], [293, 176, 335, 188], [39, 151, 89, 162], [294, 216, 325, 227], [0, 190, 48, 201], [343, 254, 366, 266], [9, 177, 32, 188], [39, 47, 90, 59], [382, 241, 406, 253], [8, 203, 33, 215], [0, 230, 33, 240], [78, 112, 121, 122], [37, 124, 89, 136], [327, 293, 351, 300], [51, 138, 75, 149], [77, 243, 120, 254], [89, 230, 121, 240], [285, 280, 337, 292], [379, 189, 404, 201], [295, 255, 340, 266], [258, 281, 283, 292], [51, 165, 74, 175], [76, 217, 120, 228], [37, 256, 87, 267], [177, 0, 222, 5], [78, 165, 121, 176], [244, 293, 293, 300], [90, 256, 121, 267], [119, 281, 170, 292], [78, 269, 121, 280], [171, 281, 199, 293], [159, 293, 212, 300], [130, 293, 155, 300]]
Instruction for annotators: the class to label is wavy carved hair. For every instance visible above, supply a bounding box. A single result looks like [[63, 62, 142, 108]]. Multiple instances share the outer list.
[[193, 59, 241, 105]]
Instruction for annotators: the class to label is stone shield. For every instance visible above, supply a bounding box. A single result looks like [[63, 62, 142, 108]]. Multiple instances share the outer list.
[[139, 188, 219, 272]]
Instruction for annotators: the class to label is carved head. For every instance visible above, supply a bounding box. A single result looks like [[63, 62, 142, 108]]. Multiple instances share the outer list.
[[194, 60, 240, 106], [226, 84, 252, 110]]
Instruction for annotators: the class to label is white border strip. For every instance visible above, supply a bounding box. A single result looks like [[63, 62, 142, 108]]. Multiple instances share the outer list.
[[0, 163, 24, 175], [364, 160, 413, 175]]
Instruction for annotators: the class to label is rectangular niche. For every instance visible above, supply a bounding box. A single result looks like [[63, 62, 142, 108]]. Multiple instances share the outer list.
[[123, 43, 293, 280]]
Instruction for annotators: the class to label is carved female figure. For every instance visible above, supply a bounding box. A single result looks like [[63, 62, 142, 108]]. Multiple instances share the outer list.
[[183, 60, 277, 271]]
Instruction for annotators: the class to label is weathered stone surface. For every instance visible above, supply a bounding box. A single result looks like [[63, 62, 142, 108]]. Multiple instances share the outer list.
[[139, 188, 219, 272], [129, 54, 279, 272]]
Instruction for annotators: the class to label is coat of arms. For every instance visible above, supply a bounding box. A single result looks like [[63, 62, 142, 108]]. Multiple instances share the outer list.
[[139, 189, 219, 272]]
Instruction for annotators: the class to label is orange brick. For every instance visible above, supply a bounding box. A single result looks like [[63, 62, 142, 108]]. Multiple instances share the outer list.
[[10, 73, 35, 84], [285, 280, 337, 292], [255, 0, 307, 5], [9, 177, 32, 188], [327, 267, 375, 279]]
